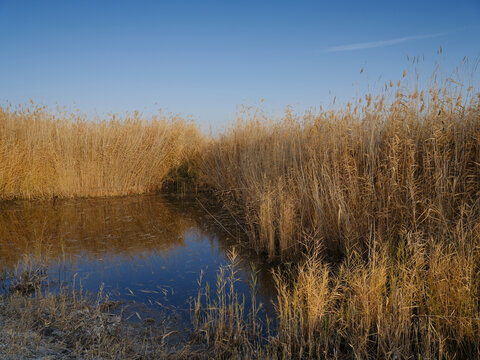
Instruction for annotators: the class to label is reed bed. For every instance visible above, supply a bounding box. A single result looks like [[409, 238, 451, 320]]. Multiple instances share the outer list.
[[270, 234, 480, 359], [197, 76, 480, 358], [0, 104, 200, 199], [1, 70, 480, 358], [198, 78, 480, 258]]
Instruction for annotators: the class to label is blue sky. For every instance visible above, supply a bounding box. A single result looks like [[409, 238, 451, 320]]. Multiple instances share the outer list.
[[0, 0, 479, 130]]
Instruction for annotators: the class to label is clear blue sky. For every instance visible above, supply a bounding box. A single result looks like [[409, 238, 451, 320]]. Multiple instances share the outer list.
[[1, 0, 479, 130]]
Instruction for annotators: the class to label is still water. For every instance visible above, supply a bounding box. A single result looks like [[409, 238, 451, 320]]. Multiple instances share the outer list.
[[0, 194, 276, 321]]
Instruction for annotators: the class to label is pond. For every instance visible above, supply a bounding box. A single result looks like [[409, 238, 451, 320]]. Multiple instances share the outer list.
[[0, 194, 277, 325]]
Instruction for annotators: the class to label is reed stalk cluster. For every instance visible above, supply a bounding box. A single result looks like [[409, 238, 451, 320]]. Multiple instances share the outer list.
[[198, 80, 480, 259], [196, 76, 480, 358], [0, 104, 199, 199]]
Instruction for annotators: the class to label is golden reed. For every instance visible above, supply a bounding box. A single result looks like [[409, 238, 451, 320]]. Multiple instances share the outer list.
[[196, 74, 480, 358], [0, 104, 200, 199], [1, 68, 479, 357]]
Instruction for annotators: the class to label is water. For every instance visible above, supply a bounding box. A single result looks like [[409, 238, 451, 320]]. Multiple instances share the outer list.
[[0, 194, 276, 322]]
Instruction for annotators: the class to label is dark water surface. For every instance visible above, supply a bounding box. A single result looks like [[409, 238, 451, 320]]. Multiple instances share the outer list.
[[0, 194, 276, 322]]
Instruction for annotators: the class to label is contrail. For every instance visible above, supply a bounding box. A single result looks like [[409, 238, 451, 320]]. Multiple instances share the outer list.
[[325, 31, 450, 53]]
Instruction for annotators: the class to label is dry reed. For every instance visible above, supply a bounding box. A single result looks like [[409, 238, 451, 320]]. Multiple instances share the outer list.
[[1, 66, 480, 358], [198, 75, 480, 259], [0, 104, 200, 199], [197, 72, 480, 358]]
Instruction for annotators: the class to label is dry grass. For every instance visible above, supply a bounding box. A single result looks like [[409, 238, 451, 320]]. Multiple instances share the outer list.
[[192, 248, 266, 358], [1, 230, 478, 359], [0, 104, 201, 199], [0, 251, 267, 360], [271, 232, 480, 359], [0, 257, 184, 359], [196, 73, 480, 358], [1, 67, 480, 358], [198, 76, 480, 258]]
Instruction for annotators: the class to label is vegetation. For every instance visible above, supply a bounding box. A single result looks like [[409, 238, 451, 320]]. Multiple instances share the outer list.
[[0, 104, 200, 199], [198, 77, 480, 258], [0, 251, 266, 359], [1, 69, 479, 358], [196, 74, 480, 358], [0, 257, 187, 359]]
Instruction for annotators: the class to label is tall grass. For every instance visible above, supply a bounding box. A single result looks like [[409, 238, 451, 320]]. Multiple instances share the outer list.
[[192, 248, 266, 357], [271, 235, 480, 358], [0, 104, 200, 199], [198, 77, 480, 258], [196, 73, 480, 357], [1, 68, 480, 358]]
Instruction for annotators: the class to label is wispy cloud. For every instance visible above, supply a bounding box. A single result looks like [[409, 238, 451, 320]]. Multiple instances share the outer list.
[[325, 31, 450, 53]]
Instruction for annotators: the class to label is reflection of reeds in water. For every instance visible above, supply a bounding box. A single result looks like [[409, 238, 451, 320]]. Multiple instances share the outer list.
[[0, 105, 200, 199], [0, 195, 193, 269], [0, 194, 280, 308]]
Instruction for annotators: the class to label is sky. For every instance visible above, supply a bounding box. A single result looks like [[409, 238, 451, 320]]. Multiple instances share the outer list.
[[0, 0, 479, 131]]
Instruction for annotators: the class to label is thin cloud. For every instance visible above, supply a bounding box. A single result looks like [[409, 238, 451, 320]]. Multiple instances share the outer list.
[[325, 31, 450, 53]]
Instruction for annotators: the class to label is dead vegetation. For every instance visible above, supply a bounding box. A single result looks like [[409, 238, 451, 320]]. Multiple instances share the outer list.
[[1, 66, 479, 358], [0, 260, 168, 359], [0, 104, 201, 199], [196, 70, 480, 358]]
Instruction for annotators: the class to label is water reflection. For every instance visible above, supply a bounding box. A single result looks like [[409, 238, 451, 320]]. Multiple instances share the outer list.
[[0, 194, 276, 316]]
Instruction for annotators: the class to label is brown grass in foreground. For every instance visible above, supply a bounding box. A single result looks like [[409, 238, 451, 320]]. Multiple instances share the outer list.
[[0, 258, 188, 359], [271, 235, 480, 359], [2, 240, 479, 359], [0, 105, 201, 199], [0, 252, 266, 359]]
